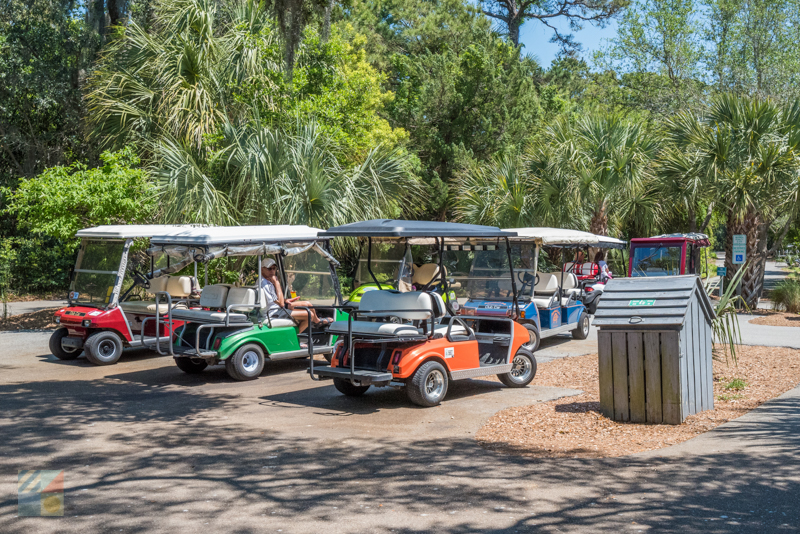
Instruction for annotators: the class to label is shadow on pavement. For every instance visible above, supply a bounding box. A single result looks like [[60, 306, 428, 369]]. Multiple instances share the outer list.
[[1, 362, 799, 533]]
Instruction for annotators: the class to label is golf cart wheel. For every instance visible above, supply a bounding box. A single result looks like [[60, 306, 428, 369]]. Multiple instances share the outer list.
[[572, 313, 590, 340], [498, 348, 537, 388], [84, 331, 124, 365], [225, 343, 265, 381], [49, 328, 82, 360], [522, 323, 540, 352], [333, 378, 370, 397], [407, 361, 449, 407], [175, 357, 208, 374]]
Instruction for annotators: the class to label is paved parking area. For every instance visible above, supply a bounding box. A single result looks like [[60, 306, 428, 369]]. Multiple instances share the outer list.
[[2, 329, 799, 533]]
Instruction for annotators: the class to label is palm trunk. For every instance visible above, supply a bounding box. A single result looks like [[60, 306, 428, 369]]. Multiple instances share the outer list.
[[589, 204, 608, 260], [725, 209, 768, 308]]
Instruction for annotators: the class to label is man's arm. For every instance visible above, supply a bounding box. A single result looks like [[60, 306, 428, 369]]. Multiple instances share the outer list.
[[271, 277, 286, 308]]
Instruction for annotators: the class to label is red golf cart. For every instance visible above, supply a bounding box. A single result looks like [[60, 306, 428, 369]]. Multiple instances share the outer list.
[[628, 233, 711, 277]]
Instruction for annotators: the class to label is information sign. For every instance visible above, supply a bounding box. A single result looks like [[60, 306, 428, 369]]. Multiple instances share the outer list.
[[732, 234, 746, 264]]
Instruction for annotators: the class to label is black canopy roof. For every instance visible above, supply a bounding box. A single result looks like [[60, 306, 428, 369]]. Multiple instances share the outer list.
[[320, 219, 516, 238]]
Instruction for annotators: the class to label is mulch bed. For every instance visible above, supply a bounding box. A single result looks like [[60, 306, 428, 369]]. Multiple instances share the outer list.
[[749, 310, 800, 327], [477, 345, 800, 458], [0, 308, 60, 331]]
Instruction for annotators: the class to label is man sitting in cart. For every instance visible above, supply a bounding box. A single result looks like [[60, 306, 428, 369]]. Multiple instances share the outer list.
[[260, 259, 331, 333]]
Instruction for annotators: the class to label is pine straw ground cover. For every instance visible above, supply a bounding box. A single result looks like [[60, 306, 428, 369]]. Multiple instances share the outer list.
[[477, 345, 800, 458], [0, 308, 60, 331], [749, 310, 800, 327]]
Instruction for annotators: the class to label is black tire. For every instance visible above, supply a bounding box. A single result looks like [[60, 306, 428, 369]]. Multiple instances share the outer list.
[[521, 323, 540, 352], [49, 328, 82, 360], [175, 357, 208, 374], [572, 313, 591, 340], [324, 352, 333, 363], [225, 343, 265, 381], [84, 330, 124, 365], [498, 348, 537, 388], [333, 378, 370, 396], [407, 360, 449, 407]]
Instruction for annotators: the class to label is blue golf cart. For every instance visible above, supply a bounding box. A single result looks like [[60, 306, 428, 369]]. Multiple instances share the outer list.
[[456, 228, 626, 351]]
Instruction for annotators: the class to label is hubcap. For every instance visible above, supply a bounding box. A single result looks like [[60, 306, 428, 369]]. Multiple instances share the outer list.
[[98, 339, 117, 359], [425, 369, 445, 400], [510, 355, 532, 383], [241, 351, 260, 373]]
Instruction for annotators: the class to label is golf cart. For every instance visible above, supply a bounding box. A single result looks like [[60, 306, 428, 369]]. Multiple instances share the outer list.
[[345, 240, 460, 308], [458, 228, 626, 352], [144, 226, 346, 381], [629, 233, 710, 277], [50, 225, 203, 365], [308, 219, 534, 407]]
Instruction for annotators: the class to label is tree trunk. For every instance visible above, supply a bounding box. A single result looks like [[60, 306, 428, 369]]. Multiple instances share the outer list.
[[588, 204, 608, 261], [508, 16, 521, 48], [322, 0, 333, 43], [725, 209, 768, 308]]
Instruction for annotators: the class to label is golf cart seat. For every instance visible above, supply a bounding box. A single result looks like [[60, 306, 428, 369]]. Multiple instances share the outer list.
[[564, 262, 599, 280], [329, 290, 468, 337], [533, 273, 559, 308], [171, 285, 266, 324], [120, 275, 193, 314], [548, 272, 581, 305], [412, 263, 461, 289]]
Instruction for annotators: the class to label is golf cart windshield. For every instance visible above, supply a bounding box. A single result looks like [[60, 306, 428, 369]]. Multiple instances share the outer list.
[[283, 251, 338, 305], [631, 245, 683, 276], [448, 242, 518, 302], [354, 242, 408, 287], [72, 240, 126, 307]]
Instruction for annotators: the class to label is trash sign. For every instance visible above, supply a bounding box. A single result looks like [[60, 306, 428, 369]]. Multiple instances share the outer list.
[[732, 234, 746, 264], [717, 267, 726, 276]]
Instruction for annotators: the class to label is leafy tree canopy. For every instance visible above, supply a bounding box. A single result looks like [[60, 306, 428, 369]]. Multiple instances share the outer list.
[[4, 147, 156, 241]]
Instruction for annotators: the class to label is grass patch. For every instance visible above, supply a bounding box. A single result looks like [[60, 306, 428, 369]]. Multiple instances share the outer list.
[[723, 377, 747, 390], [717, 393, 744, 401], [772, 279, 800, 313]]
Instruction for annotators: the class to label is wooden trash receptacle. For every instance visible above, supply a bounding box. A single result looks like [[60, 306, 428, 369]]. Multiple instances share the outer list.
[[593, 276, 716, 425]]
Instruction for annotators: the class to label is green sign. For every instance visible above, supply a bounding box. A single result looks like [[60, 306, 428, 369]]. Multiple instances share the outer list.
[[629, 299, 656, 307]]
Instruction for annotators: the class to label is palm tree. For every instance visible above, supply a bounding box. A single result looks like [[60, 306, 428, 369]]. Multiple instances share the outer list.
[[154, 121, 423, 229], [87, 0, 280, 151], [570, 114, 660, 238], [657, 111, 717, 233], [687, 94, 800, 307]]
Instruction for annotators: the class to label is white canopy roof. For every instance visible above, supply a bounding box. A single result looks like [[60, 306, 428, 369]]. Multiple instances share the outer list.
[[76, 225, 204, 239], [504, 227, 627, 249], [77, 225, 325, 244]]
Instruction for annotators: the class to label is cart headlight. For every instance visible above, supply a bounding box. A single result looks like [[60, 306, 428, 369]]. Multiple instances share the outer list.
[[82, 319, 91, 327], [55, 316, 60, 324]]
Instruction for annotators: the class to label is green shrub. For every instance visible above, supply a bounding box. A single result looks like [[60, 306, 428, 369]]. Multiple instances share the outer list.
[[772, 279, 800, 313]]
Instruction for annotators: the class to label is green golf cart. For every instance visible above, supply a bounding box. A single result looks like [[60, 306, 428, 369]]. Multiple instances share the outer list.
[[143, 226, 346, 380]]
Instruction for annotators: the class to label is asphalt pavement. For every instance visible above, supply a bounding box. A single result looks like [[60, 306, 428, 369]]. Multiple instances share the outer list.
[[1, 321, 799, 533]]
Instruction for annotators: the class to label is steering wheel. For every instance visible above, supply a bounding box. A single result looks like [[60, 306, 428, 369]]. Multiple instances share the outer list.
[[516, 271, 538, 296], [131, 268, 150, 289]]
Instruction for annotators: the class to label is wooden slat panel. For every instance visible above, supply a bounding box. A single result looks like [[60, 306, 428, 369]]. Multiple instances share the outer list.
[[597, 299, 691, 308], [612, 332, 629, 422], [598, 332, 614, 418], [704, 314, 714, 411], [644, 332, 663, 423], [685, 302, 696, 415], [661, 331, 682, 424], [692, 299, 704, 412], [627, 332, 646, 423], [599, 290, 694, 298], [594, 308, 689, 317], [592, 317, 685, 328]]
